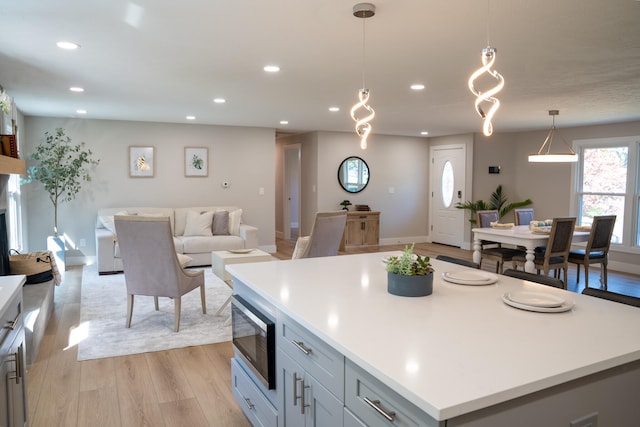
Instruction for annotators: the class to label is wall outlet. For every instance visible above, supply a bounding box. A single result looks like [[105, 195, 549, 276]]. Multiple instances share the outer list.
[[259, 187, 265, 195], [79, 238, 86, 247], [570, 412, 598, 427]]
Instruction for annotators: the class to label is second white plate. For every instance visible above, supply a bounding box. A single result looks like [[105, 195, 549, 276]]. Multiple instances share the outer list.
[[442, 270, 498, 285], [505, 291, 565, 308]]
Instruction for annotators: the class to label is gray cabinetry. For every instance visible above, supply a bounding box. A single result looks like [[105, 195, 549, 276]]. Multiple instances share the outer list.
[[278, 314, 345, 427], [345, 359, 440, 427], [231, 358, 277, 427], [0, 286, 27, 427]]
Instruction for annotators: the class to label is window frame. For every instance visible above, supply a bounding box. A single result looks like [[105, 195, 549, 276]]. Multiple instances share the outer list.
[[571, 135, 639, 253]]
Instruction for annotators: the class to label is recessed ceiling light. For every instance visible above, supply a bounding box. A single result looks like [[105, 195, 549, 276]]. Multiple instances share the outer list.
[[76, 109, 87, 114], [69, 87, 84, 92], [420, 131, 429, 135], [264, 65, 280, 73], [57, 41, 80, 50], [186, 115, 196, 120], [329, 107, 340, 112], [411, 84, 426, 90], [213, 98, 226, 104], [280, 120, 289, 125]]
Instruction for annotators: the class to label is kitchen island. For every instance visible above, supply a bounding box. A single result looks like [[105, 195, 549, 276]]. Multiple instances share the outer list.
[[227, 252, 640, 426]]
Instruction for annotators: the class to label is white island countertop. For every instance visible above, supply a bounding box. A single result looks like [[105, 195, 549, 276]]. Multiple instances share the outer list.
[[226, 252, 640, 421], [0, 275, 25, 315]]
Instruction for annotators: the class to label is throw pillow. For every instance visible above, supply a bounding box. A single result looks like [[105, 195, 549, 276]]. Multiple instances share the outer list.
[[176, 253, 193, 268], [183, 210, 214, 236], [212, 211, 230, 236], [229, 209, 242, 236]]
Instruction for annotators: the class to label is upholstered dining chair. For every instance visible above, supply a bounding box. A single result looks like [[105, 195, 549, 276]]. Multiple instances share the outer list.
[[292, 211, 347, 259], [511, 217, 576, 288], [581, 287, 640, 308], [114, 215, 206, 332], [476, 210, 524, 274], [435, 255, 480, 269], [568, 215, 616, 290], [502, 269, 564, 289], [513, 208, 535, 226]]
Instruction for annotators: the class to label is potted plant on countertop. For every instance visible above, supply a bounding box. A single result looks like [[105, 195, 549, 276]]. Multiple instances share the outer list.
[[26, 128, 100, 268], [339, 199, 352, 211], [386, 243, 434, 297]]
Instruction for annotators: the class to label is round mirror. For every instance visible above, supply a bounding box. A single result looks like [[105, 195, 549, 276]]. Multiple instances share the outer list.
[[338, 156, 370, 193]]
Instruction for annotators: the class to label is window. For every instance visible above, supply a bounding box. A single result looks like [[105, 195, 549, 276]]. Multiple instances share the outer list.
[[574, 136, 639, 249]]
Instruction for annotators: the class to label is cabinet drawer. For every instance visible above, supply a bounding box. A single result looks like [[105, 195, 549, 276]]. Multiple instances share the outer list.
[[0, 294, 22, 350], [344, 407, 368, 427], [345, 359, 440, 427], [231, 358, 277, 427], [278, 314, 344, 400]]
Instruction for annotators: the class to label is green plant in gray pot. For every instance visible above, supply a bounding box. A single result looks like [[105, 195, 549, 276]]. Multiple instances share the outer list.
[[386, 243, 434, 297]]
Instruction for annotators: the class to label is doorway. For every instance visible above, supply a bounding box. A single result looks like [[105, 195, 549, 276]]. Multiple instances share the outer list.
[[429, 145, 467, 247], [283, 145, 301, 241]]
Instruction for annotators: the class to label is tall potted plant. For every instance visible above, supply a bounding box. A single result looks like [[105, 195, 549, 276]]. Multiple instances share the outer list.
[[27, 127, 99, 242]]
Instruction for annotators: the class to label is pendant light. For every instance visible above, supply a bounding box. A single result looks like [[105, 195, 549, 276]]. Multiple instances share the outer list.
[[468, 1, 504, 136], [350, 3, 376, 150], [528, 110, 578, 163]]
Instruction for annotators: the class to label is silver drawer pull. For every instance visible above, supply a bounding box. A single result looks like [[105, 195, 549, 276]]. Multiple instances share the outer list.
[[292, 340, 312, 355], [243, 397, 255, 410], [363, 396, 396, 422], [4, 319, 17, 330]]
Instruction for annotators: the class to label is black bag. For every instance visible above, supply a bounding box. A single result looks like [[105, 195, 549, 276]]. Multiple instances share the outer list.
[[9, 250, 54, 284]]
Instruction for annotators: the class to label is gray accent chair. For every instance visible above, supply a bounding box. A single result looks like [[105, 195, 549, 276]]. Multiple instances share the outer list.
[[114, 215, 206, 332], [568, 215, 616, 290], [435, 255, 480, 269], [512, 217, 577, 288], [292, 211, 347, 259], [476, 210, 524, 274]]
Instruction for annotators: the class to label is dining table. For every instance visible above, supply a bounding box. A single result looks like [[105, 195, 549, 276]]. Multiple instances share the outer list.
[[472, 224, 590, 273]]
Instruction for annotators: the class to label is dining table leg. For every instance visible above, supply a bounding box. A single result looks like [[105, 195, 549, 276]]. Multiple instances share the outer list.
[[473, 238, 482, 265], [524, 248, 536, 273]]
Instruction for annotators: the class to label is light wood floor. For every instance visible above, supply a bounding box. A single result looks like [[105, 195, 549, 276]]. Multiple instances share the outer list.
[[26, 240, 640, 427]]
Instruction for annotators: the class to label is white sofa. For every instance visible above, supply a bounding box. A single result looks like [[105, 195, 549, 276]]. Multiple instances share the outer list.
[[95, 206, 259, 274]]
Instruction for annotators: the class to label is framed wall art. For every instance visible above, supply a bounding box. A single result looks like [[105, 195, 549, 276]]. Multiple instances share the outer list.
[[129, 146, 154, 177], [184, 147, 208, 177]]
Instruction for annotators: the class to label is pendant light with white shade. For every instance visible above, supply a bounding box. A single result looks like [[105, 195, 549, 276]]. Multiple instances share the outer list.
[[528, 110, 578, 163]]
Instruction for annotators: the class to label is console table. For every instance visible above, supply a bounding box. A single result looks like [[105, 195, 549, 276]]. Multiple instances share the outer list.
[[342, 211, 379, 249]]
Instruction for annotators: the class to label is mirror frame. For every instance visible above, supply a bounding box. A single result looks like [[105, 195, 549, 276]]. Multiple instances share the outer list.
[[337, 156, 370, 193]]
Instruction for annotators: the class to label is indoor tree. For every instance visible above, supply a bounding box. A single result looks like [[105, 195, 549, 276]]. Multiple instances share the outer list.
[[27, 128, 100, 236]]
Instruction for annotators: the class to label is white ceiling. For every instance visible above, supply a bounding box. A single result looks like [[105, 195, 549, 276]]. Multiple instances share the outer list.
[[1, 0, 639, 138]]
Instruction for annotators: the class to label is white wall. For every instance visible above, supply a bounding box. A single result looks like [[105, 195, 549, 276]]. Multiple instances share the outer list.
[[22, 117, 276, 260]]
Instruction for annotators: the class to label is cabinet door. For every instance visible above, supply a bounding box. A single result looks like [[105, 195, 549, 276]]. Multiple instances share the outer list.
[[363, 217, 379, 245], [279, 349, 307, 427], [345, 219, 363, 247], [278, 350, 343, 427]]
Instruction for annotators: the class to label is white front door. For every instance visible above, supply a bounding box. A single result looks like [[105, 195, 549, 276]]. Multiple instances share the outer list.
[[430, 145, 466, 246]]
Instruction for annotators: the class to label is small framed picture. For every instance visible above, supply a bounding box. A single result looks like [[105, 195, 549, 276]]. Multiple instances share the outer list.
[[184, 147, 208, 177], [129, 146, 154, 178]]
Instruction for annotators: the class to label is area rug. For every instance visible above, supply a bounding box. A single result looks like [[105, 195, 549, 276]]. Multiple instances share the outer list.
[[77, 265, 232, 361]]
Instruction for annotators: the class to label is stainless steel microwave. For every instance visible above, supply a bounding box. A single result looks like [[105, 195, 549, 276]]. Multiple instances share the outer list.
[[231, 295, 276, 389]]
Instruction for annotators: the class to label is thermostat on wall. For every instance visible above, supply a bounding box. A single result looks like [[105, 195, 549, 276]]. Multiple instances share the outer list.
[[488, 166, 501, 174]]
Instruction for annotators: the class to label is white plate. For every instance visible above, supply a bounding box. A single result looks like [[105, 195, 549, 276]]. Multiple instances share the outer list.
[[505, 291, 565, 308], [228, 249, 255, 254], [442, 270, 498, 285], [502, 293, 574, 313]]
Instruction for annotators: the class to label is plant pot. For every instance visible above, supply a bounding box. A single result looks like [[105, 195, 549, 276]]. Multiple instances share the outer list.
[[387, 271, 433, 297]]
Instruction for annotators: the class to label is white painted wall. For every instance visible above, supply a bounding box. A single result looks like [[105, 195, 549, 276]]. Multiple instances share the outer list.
[[21, 117, 276, 260]]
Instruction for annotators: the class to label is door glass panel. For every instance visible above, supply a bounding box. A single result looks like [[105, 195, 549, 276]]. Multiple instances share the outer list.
[[441, 160, 454, 208]]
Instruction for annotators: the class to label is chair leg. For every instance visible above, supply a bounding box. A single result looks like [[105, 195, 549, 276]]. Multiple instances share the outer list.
[[154, 296, 159, 311], [126, 294, 134, 328], [602, 261, 608, 291], [174, 297, 182, 332], [575, 264, 581, 284], [563, 267, 568, 290], [496, 260, 501, 274], [200, 284, 207, 314], [584, 263, 590, 289]]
